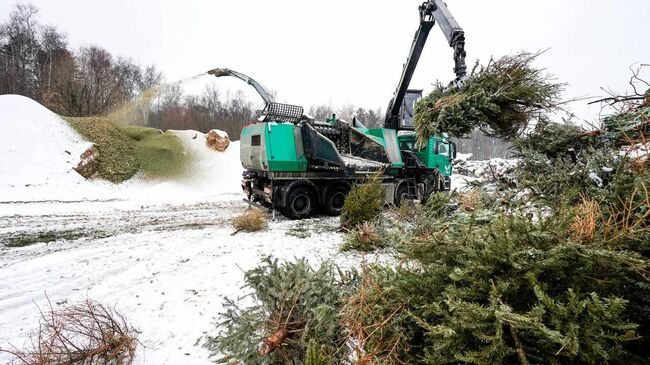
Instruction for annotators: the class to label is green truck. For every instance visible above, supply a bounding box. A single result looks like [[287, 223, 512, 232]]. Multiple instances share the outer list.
[[209, 0, 466, 219], [236, 108, 455, 219]]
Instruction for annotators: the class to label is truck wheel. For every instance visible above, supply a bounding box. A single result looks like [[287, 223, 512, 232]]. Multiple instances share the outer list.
[[395, 183, 410, 207], [421, 180, 437, 204], [324, 186, 348, 216], [283, 187, 314, 220]]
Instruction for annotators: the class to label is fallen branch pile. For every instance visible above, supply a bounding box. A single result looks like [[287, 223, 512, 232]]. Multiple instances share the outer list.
[[1, 297, 139, 365]]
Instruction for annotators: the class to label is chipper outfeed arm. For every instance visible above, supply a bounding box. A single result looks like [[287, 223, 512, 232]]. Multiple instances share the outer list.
[[207, 68, 304, 124], [207, 68, 275, 105]]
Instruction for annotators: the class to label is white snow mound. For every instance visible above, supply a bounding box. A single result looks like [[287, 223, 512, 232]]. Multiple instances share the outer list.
[[0, 95, 92, 200], [0, 95, 244, 205]]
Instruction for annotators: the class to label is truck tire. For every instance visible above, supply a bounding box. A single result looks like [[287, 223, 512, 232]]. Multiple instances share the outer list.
[[420, 179, 438, 204], [283, 187, 315, 220], [324, 185, 348, 216], [395, 183, 410, 207]]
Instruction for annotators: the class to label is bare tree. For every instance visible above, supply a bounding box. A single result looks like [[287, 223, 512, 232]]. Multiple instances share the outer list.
[[338, 103, 356, 121], [0, 3, 41, 96], [366, 107, 383, 128], [308, 104, 334, 121], [138, 65, 162, 93]]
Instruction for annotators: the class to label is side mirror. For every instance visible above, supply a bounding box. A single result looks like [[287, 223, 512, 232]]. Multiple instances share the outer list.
[[434, 141, 439, 154], [451, 142, 457, 159]]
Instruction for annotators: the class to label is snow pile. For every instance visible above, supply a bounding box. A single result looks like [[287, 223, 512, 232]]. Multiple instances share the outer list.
[[0, 95, 244, 204], [451, 157, 518, 191], [454, 158, 518, 180], [0, 95, 97, 201]]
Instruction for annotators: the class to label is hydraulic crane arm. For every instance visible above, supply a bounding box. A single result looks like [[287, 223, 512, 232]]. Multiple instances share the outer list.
[[384, 0, 467, 130], [430, 0, 467, 81], [206, 68, 274, 105]]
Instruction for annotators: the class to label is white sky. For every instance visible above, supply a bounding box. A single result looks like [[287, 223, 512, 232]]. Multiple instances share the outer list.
[[1, 0, 649, 121]]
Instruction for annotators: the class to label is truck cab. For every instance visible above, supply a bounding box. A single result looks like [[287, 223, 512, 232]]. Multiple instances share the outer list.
[[397, 133, 456, 190]]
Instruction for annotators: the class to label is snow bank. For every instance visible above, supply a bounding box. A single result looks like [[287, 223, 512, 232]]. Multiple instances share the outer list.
[[0, 95, 96, 202], [454, 158, 518, 180]]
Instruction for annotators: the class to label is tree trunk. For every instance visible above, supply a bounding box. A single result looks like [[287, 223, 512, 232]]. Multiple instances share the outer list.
[[508, 324, 530, 365]]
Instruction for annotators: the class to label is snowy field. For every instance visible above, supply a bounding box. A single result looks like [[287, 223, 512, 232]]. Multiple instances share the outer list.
[[0, 196, 351, 364], [0, 95, 483, 364], [0, 95, 357, 364]]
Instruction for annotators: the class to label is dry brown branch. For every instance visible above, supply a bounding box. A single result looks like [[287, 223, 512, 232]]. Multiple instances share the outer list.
[[340, 265, 407, 365], [231, 208, 268, 235], [459, 189, 483, 213], [601, 182, 650, 246], [1, 296, 139, 365], [508, 324, 530, 365], [588, 94, 647, 106], [589, 64, 649, 112], [354, 223, 381, 248], [571, 196, 601, 243]]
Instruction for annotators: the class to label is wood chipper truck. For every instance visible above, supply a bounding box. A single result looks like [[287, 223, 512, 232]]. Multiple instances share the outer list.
[[208, 0, 465, 219]]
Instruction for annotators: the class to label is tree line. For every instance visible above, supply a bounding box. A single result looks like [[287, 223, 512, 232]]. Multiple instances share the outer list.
[[0, 3, 384, 140], [0, 4, 161, 117], [1, 3, 508, 158]]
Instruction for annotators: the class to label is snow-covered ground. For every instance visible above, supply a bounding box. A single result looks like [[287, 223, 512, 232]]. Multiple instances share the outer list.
[[0, 198, 350, 364], [0, 95, 351, 364], [0, 95, 494, 364]]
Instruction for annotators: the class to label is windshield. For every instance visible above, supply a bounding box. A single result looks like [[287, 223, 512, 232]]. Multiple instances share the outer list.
[[399, 140, 415, 151], [438, 141, 450, 156]]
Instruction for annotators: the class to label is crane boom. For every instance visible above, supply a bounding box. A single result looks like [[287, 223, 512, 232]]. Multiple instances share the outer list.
[[384, 0, 467, 130], [207, 68, 274, 105]]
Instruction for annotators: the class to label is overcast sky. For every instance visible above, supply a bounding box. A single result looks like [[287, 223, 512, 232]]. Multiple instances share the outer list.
[[2, 0, 649, 121]]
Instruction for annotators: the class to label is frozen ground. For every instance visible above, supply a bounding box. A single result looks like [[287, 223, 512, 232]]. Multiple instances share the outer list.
[[0, 195, 356, 364], [0, 95, 367, 364]]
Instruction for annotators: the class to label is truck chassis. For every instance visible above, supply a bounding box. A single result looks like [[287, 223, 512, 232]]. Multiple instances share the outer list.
[[242, 169, 446, 220]]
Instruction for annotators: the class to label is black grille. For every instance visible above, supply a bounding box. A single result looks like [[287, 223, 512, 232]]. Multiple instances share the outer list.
[[261, 102, 304, 124]]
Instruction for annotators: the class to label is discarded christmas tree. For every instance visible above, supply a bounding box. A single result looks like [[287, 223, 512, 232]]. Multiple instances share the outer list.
[[204, 257, 357, 364], [414, 52, 564, 145], [351, 89, 650, 364], [340, 175, 385, 230]]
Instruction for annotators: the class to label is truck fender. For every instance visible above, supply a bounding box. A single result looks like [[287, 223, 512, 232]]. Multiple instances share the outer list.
[[280, 180, 320, 208]]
